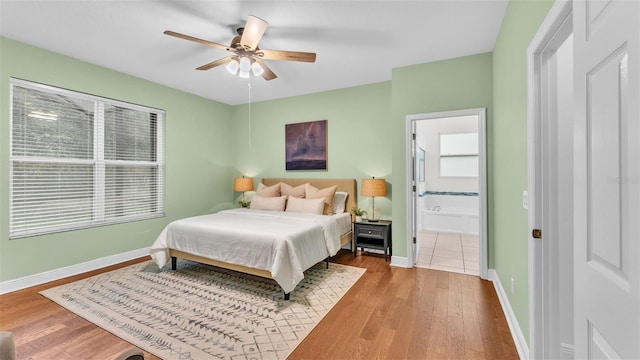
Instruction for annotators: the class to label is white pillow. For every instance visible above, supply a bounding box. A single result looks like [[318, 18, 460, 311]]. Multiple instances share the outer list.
[[285, 196, 325, 215], [332, 191, 348, 214], [250, 195, 286, 211]]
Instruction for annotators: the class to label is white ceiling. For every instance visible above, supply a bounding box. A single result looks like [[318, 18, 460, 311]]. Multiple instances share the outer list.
[[0, 0, 508, 105]]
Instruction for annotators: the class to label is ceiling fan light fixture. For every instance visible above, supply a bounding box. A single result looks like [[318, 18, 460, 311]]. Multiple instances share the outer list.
[[251, 61, 264, 76], [165, 14, 314, 82], [239, 57, 251, 72], [226, 59, 239, 74]]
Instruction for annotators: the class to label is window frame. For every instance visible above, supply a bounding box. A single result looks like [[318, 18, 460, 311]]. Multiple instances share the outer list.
[[9, 78, 165, 239], [438, 132, 479, 178]]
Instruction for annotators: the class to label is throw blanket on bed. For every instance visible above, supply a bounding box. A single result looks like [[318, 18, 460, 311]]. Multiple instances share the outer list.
[[149, 208, 341, 293]]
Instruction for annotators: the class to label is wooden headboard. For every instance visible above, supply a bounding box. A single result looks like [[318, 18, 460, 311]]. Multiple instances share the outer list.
[[262, 178, 357, 216]]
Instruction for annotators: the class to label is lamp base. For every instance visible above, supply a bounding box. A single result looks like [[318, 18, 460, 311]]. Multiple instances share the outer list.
[[367, 219, 380, 222]]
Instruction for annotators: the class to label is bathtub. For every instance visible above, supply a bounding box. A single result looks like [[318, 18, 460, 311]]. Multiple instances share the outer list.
[[422, 207, 479, 235]]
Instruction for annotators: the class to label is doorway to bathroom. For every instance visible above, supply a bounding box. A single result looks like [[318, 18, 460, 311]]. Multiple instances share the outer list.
[[406, 108, 487, 278]]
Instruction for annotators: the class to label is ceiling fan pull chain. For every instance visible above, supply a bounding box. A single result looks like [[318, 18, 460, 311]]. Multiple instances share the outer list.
[[248, 81, 252, 148]]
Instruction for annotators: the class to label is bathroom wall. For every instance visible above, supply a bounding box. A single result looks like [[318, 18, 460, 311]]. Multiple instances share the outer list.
[[416, 115, 479, 193], [416, 115, 479, 215]]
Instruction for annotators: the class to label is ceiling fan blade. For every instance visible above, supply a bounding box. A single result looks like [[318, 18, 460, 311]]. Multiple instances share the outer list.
[[164, 30, 231, 51], [254, 58, 278, 81], [239, 15, 268, 50], [259, 49, 316, 63], [196, 56, 234, 71]]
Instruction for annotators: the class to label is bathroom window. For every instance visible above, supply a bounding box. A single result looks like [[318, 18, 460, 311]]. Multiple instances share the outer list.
[[439, 132, 478, 178]]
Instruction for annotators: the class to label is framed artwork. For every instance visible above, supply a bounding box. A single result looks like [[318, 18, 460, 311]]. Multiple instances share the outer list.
[[285, 120, 327, 171], [418, 147, 426, 182]]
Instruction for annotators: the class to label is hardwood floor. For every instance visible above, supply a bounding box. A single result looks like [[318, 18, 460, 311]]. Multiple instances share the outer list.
[[0, 250, 518, 359]]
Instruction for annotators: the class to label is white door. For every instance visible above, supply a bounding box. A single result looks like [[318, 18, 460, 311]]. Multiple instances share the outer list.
[[573, 0, 640, 358]]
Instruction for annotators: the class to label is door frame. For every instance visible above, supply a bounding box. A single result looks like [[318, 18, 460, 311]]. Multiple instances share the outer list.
[[405, 108, 488, 279], [527, 0, 573, 358]]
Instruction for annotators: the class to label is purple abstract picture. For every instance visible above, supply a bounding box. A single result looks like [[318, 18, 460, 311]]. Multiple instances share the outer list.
[[285, 120, 327, 171]]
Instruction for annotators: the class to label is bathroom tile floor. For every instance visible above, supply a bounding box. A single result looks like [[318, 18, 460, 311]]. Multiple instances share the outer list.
[[415, 231, 479, 275]]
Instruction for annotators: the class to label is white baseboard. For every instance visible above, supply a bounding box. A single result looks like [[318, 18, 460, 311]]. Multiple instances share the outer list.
[[0, 247, 149, 295], [488, 269, 529, 360], [390, 255, 410, 268]]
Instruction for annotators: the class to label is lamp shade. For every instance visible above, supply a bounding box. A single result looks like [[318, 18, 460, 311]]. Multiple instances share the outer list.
[[226, 59, 240, 74], [239, 57, 251, 72], [361, 178, 387, 197], [251, 61, 264, 76], [233, 177, 254, 192]]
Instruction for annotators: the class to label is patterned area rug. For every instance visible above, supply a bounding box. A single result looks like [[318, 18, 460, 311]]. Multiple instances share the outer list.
[[40, 260, 365, 360]]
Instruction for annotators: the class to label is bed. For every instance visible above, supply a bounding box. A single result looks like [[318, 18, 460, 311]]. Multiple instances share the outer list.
[[149, 178, 356, 299]]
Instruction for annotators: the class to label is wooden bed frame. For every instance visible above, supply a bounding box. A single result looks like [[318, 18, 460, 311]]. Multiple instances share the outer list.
[[169, 178, 357, 299]]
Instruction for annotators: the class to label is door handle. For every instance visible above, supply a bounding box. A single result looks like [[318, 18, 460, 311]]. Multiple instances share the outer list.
[[532, 229, 542, 239]]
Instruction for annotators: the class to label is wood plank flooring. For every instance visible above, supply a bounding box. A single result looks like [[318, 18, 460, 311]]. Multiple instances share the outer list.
[[0, 250, 518, 359]]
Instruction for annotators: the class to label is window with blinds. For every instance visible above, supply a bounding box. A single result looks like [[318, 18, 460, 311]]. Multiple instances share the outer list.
[[9, 79, 164, 238]]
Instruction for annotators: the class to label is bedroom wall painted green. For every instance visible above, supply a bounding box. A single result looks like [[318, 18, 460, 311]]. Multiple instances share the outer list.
[[491, 0, 555, 342], [231, 53, 494, 261], [230, 81, 392, 216], [0, 37, 234, 282], [390, 53, 494, 258]]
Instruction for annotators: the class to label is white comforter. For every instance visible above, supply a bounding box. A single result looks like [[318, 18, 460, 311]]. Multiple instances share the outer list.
[[149, 208, 341, 293]]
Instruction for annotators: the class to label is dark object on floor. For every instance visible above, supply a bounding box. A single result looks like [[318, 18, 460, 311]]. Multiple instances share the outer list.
[[0, 331, 144, 360], [0, 331, 16, 360], [114, 349, 145, 360]]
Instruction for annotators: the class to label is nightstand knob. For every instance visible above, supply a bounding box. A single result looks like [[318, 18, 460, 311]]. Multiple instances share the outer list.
[[368, 230, 372, 234]]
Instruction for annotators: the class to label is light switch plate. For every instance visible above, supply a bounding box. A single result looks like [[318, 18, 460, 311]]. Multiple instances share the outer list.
[[522, 191, 529, 209]]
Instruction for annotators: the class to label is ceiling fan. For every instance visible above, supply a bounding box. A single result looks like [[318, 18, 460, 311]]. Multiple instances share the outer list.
[[164, 15, 317, 81]]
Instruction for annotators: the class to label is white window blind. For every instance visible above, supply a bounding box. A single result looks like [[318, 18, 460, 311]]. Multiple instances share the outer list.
[[10, 79, 164, 238]]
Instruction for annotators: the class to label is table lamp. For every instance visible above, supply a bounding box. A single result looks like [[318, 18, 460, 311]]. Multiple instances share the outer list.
[[233, 176, 254, 207], [361, 177, 387, 222]]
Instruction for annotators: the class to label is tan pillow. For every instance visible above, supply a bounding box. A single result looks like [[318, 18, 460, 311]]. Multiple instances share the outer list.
[[285, 196, 325, 215], [250, 195, 286, 211], [281, 182, 307, 198], [305, 184, 338, 215], [256, 182, 281, 197]]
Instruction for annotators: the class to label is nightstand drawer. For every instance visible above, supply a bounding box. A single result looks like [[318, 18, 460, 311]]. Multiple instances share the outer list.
[[356, 226, 384, 238]]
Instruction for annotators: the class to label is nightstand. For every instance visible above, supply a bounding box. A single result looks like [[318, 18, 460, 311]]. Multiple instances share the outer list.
[[353, 220, 392, 261]]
